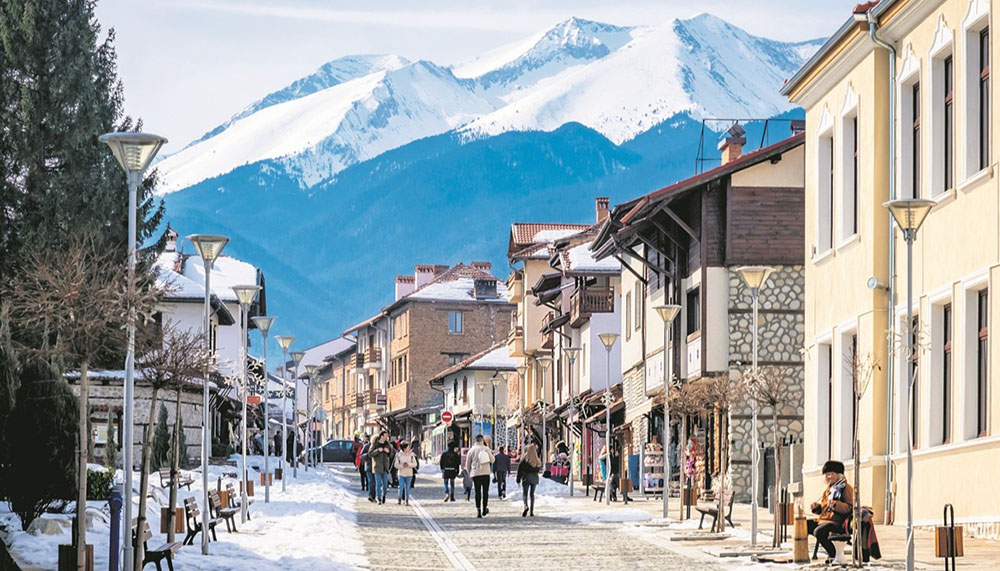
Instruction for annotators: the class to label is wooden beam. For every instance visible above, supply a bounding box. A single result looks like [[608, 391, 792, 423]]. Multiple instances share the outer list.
[[656, 204, 699, 242], [613, 252, 648, 285], [633, 233, 675, 276]]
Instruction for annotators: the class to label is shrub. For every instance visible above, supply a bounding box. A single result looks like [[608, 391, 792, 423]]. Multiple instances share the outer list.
[[86, 469, 113, 501], [151, 404, 170, 471]]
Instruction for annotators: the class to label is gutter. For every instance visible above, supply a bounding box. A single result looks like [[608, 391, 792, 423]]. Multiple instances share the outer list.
[[866, 7, 898, 526]]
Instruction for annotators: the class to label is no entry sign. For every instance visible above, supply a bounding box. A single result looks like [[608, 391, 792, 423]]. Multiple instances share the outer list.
[[247, 395, 262, 405], [441, 410, 453, 424]]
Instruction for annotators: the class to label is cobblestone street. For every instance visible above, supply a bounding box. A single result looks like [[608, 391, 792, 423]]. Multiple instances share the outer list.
[[351, 467, 719, 571]]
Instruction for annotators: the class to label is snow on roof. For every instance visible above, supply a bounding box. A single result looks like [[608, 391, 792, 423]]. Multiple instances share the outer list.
[[154, 251, 259, 303], [533, 228, 582, 243], [565, 241, 620, 273], [407, 276, 510, 302], [429, 343, 516, 383], [294, 337, 356, 375]]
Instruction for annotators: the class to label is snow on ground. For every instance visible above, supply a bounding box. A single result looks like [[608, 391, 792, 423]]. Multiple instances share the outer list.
[[0, 456, 364, 570]]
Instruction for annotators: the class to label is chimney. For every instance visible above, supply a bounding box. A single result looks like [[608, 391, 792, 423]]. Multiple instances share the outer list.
[[718, 124, 747, 165], [474, 278, 498, 299], [414, 265, 436, 288], [395, 275, 415, 300], [595, 197, 610, 223], [471, 261, 492, 273], [165, 227, 178, 252]]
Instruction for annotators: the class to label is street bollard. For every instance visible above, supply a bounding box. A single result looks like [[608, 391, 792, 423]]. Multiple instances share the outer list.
[[109, 486, 122, 571]]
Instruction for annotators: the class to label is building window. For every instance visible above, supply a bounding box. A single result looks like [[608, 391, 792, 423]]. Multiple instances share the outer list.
[[943, 303, 952, 443], [817, 132, 834, 252], [981, 29, 991, 170], [944, 56, 954, 192], [462, 376, 468, 404], [686, 288, 700, 336], [911, 315, 920, 448], [978, 290, 989, 436], [816, 341, 833, 463], [912, 82, 921, 198], [448, 353, 465, 366], [453, 380, 458, 406], [849, 334, 857, 459], [448, 311, 463, 334], [634, 283, 642, 332], [625, 291, 632, 341]]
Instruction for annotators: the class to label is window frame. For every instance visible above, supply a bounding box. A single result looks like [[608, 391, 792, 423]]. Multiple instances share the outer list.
[[978, 289, 989, 437], [448, 310, 464, 334], [944, 55, 955, 192], [980, 28, 991, 171], [913, 82, 922, 198], [686, 287, 701, 337], [943, 303, 953, 444]]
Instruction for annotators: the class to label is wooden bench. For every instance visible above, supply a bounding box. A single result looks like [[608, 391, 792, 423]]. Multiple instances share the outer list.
[[133, 520, 181, 571], [812, 516, 864, 564], [225, 483, 253, 520], [209, 490, 240, 533], [158, 468, 193, 490], [182, 497, 219, 546], [696, 489, 735, 530]]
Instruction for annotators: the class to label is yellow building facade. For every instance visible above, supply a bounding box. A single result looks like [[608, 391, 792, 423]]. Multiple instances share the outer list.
[[785, 0, 1000, 536]]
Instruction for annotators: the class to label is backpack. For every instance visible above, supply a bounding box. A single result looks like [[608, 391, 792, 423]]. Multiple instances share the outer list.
[[477, 448, 491, 466]]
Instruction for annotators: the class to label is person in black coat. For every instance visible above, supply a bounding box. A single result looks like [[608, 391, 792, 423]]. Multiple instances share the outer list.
[[439, 442, 461, 502], [493, 445, 511, 499]]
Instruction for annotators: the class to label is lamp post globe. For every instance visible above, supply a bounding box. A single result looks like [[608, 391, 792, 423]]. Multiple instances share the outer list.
[[185, 233, 228, 556], [232, 285, 260, 523], [251, 316, 275, 503], [275, 335, 294, 491], [289, 351, 305, 477], [304, 364, 318, 469], [563, 347, 581, 497], [598, 333, 618, 506], [653, 304, 681, 520], [537, 356, 553, 463]]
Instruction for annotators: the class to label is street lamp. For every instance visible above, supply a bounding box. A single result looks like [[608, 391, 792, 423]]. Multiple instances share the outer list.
[[654, 304, 682, 520], [275, 335, 294, 492], [537, 356, 552, 464], [251, 316, 275, 503], [737, 265, 775, 547], [290, 351, 305, 477], [305, 364, 318, 470], [885, 197, 934, 571], [563, 347, 581, 497], [599, 333, 619, 507], [475, 378, 488, 440], [232, 285, 259, 523], [100, 131, 167, 571], [516, 365, 527, 448], [491, 374, 502, 442], [187, 233, 229, 556]]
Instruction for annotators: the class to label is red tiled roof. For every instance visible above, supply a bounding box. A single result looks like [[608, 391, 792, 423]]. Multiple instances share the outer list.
[[510, 223, 590, 246]]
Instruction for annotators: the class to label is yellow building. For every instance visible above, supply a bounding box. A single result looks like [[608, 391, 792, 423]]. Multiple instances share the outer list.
[[783, 0, 1000, 537]]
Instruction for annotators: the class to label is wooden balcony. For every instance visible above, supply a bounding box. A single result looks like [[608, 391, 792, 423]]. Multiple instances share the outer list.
[[364, 388, 386, 408], [506, 273, 524, 303], [570, 287, 615, 327], [541, 313, 554, 349], [364, 346, 382, 368], [348, 353, 364, 370], [352, 391, 364, 409], [507, 325, 524, 357]]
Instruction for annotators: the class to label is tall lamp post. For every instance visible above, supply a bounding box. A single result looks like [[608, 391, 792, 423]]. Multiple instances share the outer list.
[[654, 304, 682, 520], [563, 347, 581, 497], [598, 333, 619, 507], [252, 316, 275, 503], [99, 132, 167, 571], [737, 266, 775, 547], [304, 364, 318, 470], [290, 351, 305, 477], [275, 336, 294, 491], [537, 356, 552, 465], [187, 234, 229, 556], [232, 285, 260, 523], [885, 198, 934, 571], [491, 375, 502, 441], [516, 365, 527, 448]]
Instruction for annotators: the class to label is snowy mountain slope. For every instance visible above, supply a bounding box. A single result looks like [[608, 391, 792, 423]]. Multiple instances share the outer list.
[[187, 54, 410, 148], [157, 60, 499, 192], [453, 18, 639, 100], [464, 14, 823, 144]]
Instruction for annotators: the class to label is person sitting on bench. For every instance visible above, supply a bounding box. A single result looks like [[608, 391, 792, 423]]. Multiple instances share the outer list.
[[808, 460, 854, 563]]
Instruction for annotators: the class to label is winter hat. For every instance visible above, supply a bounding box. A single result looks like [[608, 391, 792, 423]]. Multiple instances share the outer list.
[[822, 460, 845, 475]]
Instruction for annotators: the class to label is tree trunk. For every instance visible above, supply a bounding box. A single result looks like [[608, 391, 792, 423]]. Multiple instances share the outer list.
[[772, 408, 782, 548], [678, 414, 687, 520], [715, 407, 728, 533], [135, 386, 159, 571], [853, 392, 862, 567], [76, 360, 89, 571], [167, 387, 182, 543]]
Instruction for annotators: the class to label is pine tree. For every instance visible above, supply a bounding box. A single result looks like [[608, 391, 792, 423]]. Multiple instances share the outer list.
[[104, 408, 119, 471], [172, 411, 189, 468], [151, 403, 170, 471]]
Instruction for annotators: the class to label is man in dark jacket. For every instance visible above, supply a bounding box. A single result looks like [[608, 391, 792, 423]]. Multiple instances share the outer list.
[[439, 442, 461, 502], [493, 445, 511, 499], [370, 432, 394, 504]]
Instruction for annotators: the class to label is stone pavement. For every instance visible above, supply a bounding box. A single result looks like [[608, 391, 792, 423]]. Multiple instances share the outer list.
[[352, 470, 722, 571]]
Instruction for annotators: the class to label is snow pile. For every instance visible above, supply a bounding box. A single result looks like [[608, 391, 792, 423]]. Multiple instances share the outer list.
[[0, 456, 365, 571]]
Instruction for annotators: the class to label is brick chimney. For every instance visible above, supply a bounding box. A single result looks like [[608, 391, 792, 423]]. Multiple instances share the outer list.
[[595, 197, 610, 223], [395, 275, 415, 300], [470, 261, 492, 273], [414, 265, 437, 288], [718, 124, 747, 165]]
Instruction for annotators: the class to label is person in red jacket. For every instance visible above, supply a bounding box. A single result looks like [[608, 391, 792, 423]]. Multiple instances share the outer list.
[[354, 437, 368, 491]]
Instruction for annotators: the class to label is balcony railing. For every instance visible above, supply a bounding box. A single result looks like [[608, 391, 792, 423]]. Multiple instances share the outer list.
[[570, 287, 615, 327], [364, 346, 382, 368], [348, 353, 364, 370], [363, 388, 386, 407], [353, 391, 364, 408], [506, 273, 524, 303], [507, 325, 524, 357], [541, 313, 554, 349]]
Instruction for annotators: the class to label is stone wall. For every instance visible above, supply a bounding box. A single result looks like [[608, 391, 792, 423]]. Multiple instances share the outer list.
[[727, 265, 805, 503]]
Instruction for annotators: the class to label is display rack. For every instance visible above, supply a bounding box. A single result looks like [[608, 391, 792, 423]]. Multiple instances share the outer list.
[[641, 442, 665, 496]]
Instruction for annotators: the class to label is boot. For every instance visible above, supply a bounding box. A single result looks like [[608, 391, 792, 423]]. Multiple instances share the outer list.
[[477, 510, 483, 519], [522, 506, 529, 517], [450, 493, 455, 502]]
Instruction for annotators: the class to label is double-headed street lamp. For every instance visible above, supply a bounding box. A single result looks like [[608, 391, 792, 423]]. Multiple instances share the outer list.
[[275, 335, 295, 491], [99, 132, 167, 571], [232, 285, 260, 523], [886, 198, 934, 571], [251, 316, 275, 503], [516, 365, 527, 448], [289, 351, 305, 476], [654, 304, 682, 520], [563, 347, 581, 497], [187, 234, 229, 556], [537, 356, 552, 464], [737, 265, 775, 547], [598, 333, 619, 507]]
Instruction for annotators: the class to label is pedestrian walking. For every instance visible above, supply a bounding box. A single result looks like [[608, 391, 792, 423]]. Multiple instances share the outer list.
[[460, 466, 472, 501], [465, 434, 494, 518], [517, 443, 542, 517], [356, 437, 370, 491], [493, 445, 510, 499], [370, 432, 393, 504], [440, 442, 460, 502], [394, 442, 417, 505], [389, 438, 400, 488], [364, 435, 377, 501], [410, 438, 421, 489], [808, 460, 854, 564]]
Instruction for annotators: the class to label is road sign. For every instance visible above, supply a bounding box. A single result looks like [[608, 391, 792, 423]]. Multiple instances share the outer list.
[[247, 395, 262, 405], [441, 410, 453, 424]]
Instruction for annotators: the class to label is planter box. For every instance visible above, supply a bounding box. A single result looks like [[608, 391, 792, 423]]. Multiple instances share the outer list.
[[682, 488, 698, 506], [240, 480, 254, 497], [219, 490, 230, 509], [275, 468, 283, 480], [260, 473, 273, 486], [159, 507, 184, 534], [58, 544, 93, 571]]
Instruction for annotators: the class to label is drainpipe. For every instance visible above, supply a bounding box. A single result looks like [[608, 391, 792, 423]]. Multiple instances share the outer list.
[[866, 8, 897, 525]]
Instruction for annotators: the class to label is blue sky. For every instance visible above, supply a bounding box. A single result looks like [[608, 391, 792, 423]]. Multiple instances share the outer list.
[[96, 0, 861, 152]]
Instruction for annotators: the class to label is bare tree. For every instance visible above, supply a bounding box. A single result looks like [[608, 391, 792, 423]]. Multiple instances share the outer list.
[[135, 324, 213, 561], [701, 374, 742, 533], [744, 366, 794, 547], [668, 379, 704, 520], [4, 232, 158, 569], [844, 349, 880, 567]]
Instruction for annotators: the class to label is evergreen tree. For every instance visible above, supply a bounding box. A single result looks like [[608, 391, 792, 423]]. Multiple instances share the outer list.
[[104, 408, 119, 471], [151, 403, 170, 471], [172, 411, 189, 468], [0, 341, 17, 501]]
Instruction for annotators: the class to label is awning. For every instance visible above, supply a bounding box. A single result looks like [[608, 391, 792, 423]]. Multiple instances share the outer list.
[[534, 287, 562, 305], [531, 272, 562, 295], [583, 398, 624, 424], [540, 313, 570, 334], [624, 399, 653, 425], [432, 424, 447, 436]]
